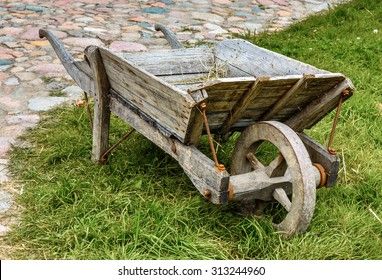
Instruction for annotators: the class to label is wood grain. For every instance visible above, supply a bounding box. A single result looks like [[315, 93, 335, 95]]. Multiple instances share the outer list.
[[85, 46, 111, 164], [100, 47, 198, 143], [110, 92, 230, 204]]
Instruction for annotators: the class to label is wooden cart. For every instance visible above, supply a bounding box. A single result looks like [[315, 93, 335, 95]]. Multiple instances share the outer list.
[[39, 25, 354, 236]]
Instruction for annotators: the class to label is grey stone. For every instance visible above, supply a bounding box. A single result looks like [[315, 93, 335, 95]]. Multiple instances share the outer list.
[[192, 12, 224, 23], [0, 36, 16, 43], [15, 72, 35, 81], [252, 5, 264, 14], [75, 16, 94, 23], [84, 27, 107, 35], [142, 7, 169, 14], [25, 5, 48, 13], [4, 77, 19, 86], [62, 85, 83, 100], [8, 3, 26, 11], [46, 81, 67, 91], [0, 190, 12, 213], [0, 59, 14, 66], [28, 96, 69, 112], [0, 65, 12, 71]]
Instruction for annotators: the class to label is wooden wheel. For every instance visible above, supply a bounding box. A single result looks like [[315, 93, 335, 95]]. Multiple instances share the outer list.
[[231, 121, 316, 236]]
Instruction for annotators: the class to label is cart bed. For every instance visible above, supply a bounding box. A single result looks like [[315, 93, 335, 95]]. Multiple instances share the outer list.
[[117, 39, 353, 140]]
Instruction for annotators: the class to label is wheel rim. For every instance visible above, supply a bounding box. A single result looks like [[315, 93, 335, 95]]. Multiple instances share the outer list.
[[231, 121, 316, 236]]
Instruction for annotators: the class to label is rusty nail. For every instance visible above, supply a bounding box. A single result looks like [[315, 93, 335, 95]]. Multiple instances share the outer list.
[[342, 89, 350, 97], [227, 183, 234, 201], [171, 141, 177, 155], [328, 148, 337, 155], [216, 164, 226, 172], [199, 102, 207, 110], [204, 189, 211, 199]]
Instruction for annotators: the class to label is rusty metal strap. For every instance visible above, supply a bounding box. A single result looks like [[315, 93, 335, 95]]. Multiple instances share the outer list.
[[199, 102, 225, 172], [101, 129, 135, 162], [327, 89, 350, 154]]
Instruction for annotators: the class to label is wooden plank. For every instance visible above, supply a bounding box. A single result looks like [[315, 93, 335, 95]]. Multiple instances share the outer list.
[[299, 133, 339, 187], [110, 93, 230, 204], [184, 107, 204, 145], [99, 47, 197, 143], [186, 73, 347, 132], [85, 46, 111, 164], [120, 46, 215, 76], [161, 73, 208, 85], [214, 39, 329, 77], [220, 77, 269, 136], [286, 79, 354, 132], [262, 74, 315, 120]]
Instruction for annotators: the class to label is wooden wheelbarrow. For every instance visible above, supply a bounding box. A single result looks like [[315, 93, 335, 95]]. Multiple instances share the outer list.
[[39, 25, 354, 236]]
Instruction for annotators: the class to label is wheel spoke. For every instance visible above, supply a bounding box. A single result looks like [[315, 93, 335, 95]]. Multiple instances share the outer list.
[[265, 153, 287, 177], [273, 188, 291, 212], [246, 152, 264, 170]]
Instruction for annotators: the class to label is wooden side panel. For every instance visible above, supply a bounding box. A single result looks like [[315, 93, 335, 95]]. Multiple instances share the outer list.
[[214, 39, 329, 77], [286, 78, 354, 132], [120, 47, 215, 76], [190, 74, 347, 131], [99, 48, 197, 142]]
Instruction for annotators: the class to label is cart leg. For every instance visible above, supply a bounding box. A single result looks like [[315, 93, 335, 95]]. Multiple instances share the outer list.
[[85, 46, 111, 164]]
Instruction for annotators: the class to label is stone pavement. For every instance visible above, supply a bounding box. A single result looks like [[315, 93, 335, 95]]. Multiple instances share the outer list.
[[0, 0, 348, 237]]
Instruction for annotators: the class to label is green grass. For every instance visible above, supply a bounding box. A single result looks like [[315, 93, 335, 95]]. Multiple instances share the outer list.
[[6, 0, 382, 259]]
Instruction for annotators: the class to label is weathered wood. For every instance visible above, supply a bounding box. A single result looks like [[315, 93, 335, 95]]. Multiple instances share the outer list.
[[214, 39, 329, 77], [39, 29, 95, 95], [299, 133, 339, 187], [286, 79, 354, 131], [220, 77, 270, 136], [184, 89, 208, 145], [155, 23, 183, 49], [230, 121, 316, 236], [229, 169, 292, 201], [186, 73, 345, 133], [100, 47, 199, 143], [273, 188, 291, 212], [161, 73, 208, 90], [262, 74, 315, 120], [110, 92, 229, 204], [85, 46, 111, 164], [120, 47, 214, 76]]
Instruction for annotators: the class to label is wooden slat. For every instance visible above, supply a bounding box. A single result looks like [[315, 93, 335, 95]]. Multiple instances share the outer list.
[[262, 74, 315, 120], [214, 39, 329, 77], [197, 74, 348, 132], [99, 48, 197, 142], [286, 79, 354, 131], [161, 73, 208, 86], [120, 46, 215, 76], [220, 77, 269, 136]]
